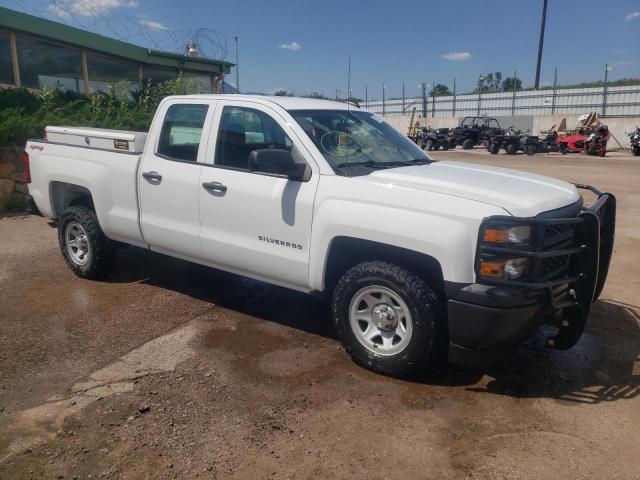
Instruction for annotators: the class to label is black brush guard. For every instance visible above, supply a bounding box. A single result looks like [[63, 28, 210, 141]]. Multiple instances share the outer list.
[[474, 185, 616, 349]]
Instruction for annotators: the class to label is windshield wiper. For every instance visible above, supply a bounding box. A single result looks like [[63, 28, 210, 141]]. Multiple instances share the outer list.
[[334, 159, 425, 169]]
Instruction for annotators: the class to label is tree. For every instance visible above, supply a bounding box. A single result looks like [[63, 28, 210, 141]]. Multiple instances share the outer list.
[[274, 89, 294, 96], [502, 76, 522, 91], [302, 92, 328, 100], [475, 72, 504, 92], [429, 84, 451, 96]]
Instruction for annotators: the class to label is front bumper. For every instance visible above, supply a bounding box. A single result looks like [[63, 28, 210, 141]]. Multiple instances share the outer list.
[[447, 185, 616, 356]]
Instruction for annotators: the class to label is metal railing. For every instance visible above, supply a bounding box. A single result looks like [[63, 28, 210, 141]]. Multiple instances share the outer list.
[[364, 84, 640, 118]]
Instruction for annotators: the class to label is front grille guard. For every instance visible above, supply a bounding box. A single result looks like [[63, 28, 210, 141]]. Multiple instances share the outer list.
[[474, 185, 616, 349]]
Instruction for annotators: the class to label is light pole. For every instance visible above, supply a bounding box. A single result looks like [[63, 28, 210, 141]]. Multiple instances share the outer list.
[[419, 83, 426, 118], [603, 64, 612, 116], [382, 83, 386, 115], [534, 0, 548, 90], [452, 77, 457, 117], [478, 75, 485, 115]]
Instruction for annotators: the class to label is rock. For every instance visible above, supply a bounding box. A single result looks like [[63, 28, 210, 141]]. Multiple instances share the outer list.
[[0, 162, 15, 178], [0, 179, 14, 212], [138, 404, 150, 413]]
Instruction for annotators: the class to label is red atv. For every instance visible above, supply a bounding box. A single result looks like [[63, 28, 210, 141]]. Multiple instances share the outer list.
[[556, 125, 610, 157]]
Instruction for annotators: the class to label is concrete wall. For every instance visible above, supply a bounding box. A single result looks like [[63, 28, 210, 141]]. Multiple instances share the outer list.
[[384, 114, 640, 150]]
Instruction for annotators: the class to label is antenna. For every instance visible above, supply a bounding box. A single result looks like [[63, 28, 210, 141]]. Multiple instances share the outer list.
[[346, 57, 351, 170]]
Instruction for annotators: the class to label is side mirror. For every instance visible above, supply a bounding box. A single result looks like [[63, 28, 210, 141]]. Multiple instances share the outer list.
[[248, 149, 305, 180]]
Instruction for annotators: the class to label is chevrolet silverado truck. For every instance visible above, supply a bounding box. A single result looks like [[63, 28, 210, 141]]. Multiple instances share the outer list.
[[24, 95, 616, 376]]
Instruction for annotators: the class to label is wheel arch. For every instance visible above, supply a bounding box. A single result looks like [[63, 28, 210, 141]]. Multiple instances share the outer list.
[[50, 181, 95, 218], [321, 236, 445, 298]]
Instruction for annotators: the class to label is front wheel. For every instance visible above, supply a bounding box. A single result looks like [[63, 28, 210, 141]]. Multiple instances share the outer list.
[[58, 205, 114, 279], [489, 142, 500, 154], [633, 146, 640, 156], [332, 261, 446, 377], [462, 138, 474, 150]]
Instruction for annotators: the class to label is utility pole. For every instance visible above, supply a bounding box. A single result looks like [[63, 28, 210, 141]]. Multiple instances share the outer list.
[[234, 36, 240, 93], [431, 79, 436, 117], [365, 85, 368, 108], [402, 82, 405, 113], [421, 82, 426, 118], [534, 0, 548, 90]]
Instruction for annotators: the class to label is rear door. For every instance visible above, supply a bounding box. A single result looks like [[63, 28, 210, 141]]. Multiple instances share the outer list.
[[138, 100, 215, 258], [197, 100, 319, 289]]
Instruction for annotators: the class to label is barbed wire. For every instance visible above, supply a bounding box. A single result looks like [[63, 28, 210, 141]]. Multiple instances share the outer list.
[[8, 0, 228, 60]]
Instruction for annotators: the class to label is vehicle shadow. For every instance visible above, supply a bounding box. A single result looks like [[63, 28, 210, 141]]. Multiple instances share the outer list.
[[107, 246, 639, 404]]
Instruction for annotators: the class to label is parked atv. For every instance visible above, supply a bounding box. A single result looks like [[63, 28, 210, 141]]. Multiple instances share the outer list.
[[489, 127, 540, 155], [537, 127, 563, 153], [556, 124, 610, 156], [628, 127, 640, 156], [421, 127, 454, 151], [451, 116, 503, 150]]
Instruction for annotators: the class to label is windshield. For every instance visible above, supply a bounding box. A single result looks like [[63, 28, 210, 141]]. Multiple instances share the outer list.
[[289, 109, 432, 174]]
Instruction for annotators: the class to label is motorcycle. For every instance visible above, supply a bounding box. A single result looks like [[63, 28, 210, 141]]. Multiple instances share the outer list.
[[556, 124, 610, 157], [628, 127, 640, 156], [584, 125, 610, 157]]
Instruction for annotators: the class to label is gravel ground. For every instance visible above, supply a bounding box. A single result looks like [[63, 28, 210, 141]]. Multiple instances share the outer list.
[[0, 148, 638, 479]]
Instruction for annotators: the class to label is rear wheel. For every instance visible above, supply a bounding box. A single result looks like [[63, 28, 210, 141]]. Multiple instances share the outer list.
[[332, 261, 446, 377], [58, 205, 114, 279], [524, 143, 537, 155], [633, 146, 640, 156], [462, 138, 474, 150], [506, 143, 518, 155], [442, 142, 449, 151], [489, 143, 500, 154]]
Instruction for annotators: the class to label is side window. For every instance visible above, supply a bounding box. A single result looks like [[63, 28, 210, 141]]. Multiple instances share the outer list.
[[215, 106, 292, 170], [157, 104, 208, 162]]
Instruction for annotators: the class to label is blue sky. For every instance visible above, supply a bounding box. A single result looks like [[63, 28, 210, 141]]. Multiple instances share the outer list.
[[2, 0, 640, 97]]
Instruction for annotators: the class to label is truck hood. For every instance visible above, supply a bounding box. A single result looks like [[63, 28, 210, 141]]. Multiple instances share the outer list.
[[366, 161, 580, 217]]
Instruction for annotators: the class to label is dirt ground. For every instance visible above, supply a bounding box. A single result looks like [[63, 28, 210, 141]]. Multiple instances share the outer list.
[[1, 148, 639, 480]]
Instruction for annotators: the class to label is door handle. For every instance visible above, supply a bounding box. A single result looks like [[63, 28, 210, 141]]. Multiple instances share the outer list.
[[202, 181, 227, 194], [142, 171, 162, 182]]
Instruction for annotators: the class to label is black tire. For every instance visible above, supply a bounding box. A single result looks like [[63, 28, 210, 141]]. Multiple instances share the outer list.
[[442, 142, 449, 151], [489, 143, 500, 154], [58, 205, 114, 279], [425, 139, 434, 151], [506, 143, 518, 155], [331, 261, 446, 377], [448, 141, 457, 150], [433, 144, 440, 151], [560, 143, 568, 155], [524, 143, 536, 156], [462, 138, 474, 150], [633, 147, 640, 156]]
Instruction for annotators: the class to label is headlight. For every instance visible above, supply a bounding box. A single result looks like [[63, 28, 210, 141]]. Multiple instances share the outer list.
[[479, 258, 528, 280], [482, 225, 531, 246]]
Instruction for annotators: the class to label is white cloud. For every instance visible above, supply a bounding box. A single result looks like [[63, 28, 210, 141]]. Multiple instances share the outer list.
[[441, 51, 471, 61], [140, 19, 168, 31], [48, 4, 71, 18], [624, 11, 640, 21], [51, 0, 139, 17], [278, 41, 302, 51]]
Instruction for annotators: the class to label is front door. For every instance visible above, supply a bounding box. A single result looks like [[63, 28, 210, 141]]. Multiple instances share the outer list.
[[198, 101, 319, 289], [138, 101, 212, 257]]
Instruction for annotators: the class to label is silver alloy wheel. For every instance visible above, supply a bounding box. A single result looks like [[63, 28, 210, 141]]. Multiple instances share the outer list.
[[65, 221, 91, 266], [348, 285, 413, 356]]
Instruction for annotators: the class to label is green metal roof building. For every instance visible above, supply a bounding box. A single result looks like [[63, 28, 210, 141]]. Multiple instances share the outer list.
[[0, 6, 234, 94]]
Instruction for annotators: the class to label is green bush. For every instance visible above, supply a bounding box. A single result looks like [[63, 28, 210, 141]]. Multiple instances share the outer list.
[[0, 76, 205, 147]]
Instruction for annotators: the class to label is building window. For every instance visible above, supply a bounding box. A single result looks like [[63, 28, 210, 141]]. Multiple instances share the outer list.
[[142, 66, 177, 85], [182, 72, 212, 94], [16, 36, 84, 92], [0, 32, 14, 85], [86, 54, 139, 93]]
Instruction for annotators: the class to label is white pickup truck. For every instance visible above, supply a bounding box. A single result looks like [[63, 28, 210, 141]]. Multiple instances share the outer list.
[[24, 95, 616, 376]]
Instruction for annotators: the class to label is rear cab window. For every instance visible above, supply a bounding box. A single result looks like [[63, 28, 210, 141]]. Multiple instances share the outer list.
[[157, 104, 209, 162]]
